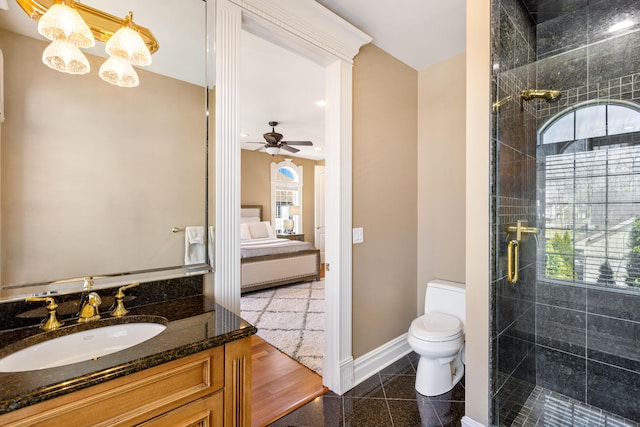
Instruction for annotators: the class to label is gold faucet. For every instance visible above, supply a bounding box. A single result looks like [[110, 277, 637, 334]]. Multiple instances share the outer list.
[[111, 282, 139, 318], [78, 292, 102, 322], [25, 296, 64, 331]]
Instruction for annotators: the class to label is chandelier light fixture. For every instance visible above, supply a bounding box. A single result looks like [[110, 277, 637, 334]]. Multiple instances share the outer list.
[[99, 55, 139, 88], [100, 12, 151, 87], [16, 0, 159, 86], [42, 39, 90, 74], [37, 0, 94, 47], [105, 12, 151, 66], [37, 0, 94, 74]]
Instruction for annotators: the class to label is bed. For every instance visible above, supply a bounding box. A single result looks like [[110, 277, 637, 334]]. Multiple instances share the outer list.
[[240, 205, 320, 293]]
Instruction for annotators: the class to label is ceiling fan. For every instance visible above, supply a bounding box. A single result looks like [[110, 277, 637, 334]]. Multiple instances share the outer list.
[[246, 121, 313, 155]]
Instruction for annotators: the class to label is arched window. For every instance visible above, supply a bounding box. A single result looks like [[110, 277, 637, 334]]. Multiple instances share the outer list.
[[539, 100, 640, 289], [540, 100, 640, 147], [271, 159, 303, 234]]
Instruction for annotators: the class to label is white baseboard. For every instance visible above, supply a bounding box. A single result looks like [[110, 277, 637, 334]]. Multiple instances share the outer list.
[[461, 416, 486, 427], [339, 356, 354, 394], [353, 332, 412, 387]]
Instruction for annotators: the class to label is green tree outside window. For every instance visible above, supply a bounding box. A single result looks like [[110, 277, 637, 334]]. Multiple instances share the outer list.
[[625, 217, 640, 287], [545, 231, 575, 280]]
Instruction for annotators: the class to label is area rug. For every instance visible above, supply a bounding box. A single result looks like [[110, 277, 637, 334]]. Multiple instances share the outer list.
[[240, 280, 324, 375]]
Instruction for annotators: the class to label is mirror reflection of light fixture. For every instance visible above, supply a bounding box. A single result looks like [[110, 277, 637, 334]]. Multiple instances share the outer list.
[[105, 12, 152, 66], [609, 20, 634, 33], [99, 55, 139, 87], [265, 146, 281, 156], [42, 39, 90, 74]]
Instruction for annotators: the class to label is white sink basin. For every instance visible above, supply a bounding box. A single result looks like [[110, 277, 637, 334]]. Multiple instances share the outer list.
[[0, 320, 167, 372]]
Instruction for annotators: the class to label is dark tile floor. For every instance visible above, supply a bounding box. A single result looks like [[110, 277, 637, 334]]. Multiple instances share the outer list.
[[270, 352, 465, 426], [495, 375, 639, 427], [513, 385, 639, 427]]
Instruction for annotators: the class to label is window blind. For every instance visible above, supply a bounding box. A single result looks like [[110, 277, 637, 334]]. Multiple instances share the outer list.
[[542, 145, 640, 287]]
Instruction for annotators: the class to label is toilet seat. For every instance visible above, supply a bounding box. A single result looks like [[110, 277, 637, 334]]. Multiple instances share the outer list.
[[410, 312, 463, 342]]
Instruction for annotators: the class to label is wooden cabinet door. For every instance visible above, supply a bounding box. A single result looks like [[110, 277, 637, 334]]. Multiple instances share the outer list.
[[138, 392, 223, 427], [0, 347, 223, 427]]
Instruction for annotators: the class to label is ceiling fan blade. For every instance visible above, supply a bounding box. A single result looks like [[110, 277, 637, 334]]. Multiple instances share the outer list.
[[281, 145, 300, 153], [283, 140, 313, 146], [244, 141, 266, 144]]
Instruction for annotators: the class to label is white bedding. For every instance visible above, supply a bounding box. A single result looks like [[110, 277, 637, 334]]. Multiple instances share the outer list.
[[241, 237, 316, 258]]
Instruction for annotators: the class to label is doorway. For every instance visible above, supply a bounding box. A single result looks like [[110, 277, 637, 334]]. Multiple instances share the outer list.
[[214, 0, 371, 393], [237, 28, 326, 375]]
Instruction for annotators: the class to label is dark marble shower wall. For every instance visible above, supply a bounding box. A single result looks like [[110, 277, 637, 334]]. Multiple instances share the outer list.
[[490, 0, 538, 425], [532, 0, 640, 422]]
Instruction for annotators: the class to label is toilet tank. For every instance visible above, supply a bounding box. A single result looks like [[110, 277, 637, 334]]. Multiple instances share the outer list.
[[424, 279, 466, 325]]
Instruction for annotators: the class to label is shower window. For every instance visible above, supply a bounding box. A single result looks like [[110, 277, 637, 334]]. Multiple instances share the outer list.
[[539, 101, 640, 288]]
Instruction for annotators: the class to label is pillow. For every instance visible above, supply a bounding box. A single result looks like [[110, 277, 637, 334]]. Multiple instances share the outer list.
[[241, 216, 261, 224], [240, 223, 252, 241], [263, 221, 276, 238], [248, 221, 276, 239]]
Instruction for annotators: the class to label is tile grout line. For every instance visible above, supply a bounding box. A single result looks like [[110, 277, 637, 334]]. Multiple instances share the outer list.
[[378, 373, 397, 427]]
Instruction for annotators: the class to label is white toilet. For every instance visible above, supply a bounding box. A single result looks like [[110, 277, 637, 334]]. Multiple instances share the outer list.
[[407, 279, 466, 396]]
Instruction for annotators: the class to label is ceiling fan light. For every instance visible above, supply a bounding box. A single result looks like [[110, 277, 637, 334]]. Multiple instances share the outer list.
[[38, 0, 95, 48], [42, 39, 90, 74], [265, 146, 280, 156], [106, 12, 152, 66], [99, 56, 139, 87]]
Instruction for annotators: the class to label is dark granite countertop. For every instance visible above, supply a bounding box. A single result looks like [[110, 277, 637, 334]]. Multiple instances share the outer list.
[[0, 294, 256, 414]]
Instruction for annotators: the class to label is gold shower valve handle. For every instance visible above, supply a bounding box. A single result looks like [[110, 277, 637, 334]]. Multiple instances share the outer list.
[[507, 240, 519, 284], [507, 221, 538, 240]]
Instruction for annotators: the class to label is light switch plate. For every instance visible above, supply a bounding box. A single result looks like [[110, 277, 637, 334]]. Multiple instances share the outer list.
[[353, 227, 364, 244]]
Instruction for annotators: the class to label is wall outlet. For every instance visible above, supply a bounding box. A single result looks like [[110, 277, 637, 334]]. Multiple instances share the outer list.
[[353, 227, 364, 244]]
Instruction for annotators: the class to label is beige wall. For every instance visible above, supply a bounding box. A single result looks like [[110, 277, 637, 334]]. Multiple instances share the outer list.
[[240, 149, 318, 244], [0, 30, 206, 285], [352, 44, 418, 358], [241, 150, 272, 218], [417, 54, 466, 315], [466, 0, 491, 424]]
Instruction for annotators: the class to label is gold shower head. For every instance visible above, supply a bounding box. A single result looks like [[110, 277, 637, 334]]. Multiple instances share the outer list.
[[521, 89, 561, 103]]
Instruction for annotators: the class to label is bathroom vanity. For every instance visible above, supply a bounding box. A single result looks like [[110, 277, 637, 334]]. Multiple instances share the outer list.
[[0, 279, 256, 426]]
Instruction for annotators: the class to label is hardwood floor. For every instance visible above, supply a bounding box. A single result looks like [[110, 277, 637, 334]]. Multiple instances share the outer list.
[[251, 335, 328, 427]]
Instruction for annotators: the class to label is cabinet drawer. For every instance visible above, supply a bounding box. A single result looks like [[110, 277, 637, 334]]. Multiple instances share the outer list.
[[139, 392, 223, 427], [0, 347, 224, 427]]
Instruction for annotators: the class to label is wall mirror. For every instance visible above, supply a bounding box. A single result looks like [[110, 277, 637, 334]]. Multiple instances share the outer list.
[[0, 0, 213, 301]]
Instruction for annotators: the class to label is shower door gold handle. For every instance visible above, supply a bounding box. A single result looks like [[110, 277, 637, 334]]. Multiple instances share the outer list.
[[507, 240, 519, 284]]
